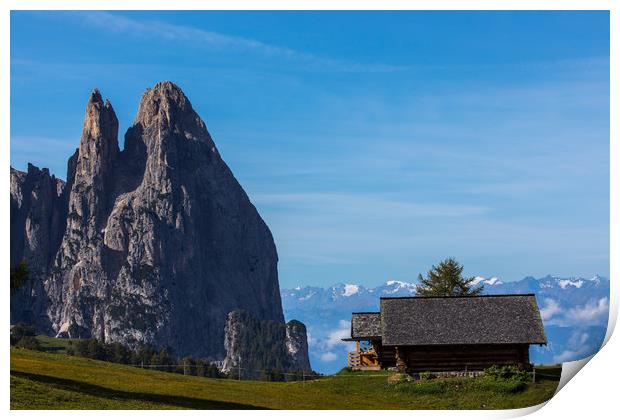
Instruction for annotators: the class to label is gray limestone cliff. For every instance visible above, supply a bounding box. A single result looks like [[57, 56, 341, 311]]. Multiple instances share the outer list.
[[10, 164, 66, 327], [222, 310, 312, 379], [285, 319, 311, 372], [10, 82, 310, 372]]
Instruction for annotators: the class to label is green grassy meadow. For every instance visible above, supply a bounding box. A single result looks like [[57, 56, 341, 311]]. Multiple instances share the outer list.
[[33, 335, 78, 354], [10, 347, 561, 410]]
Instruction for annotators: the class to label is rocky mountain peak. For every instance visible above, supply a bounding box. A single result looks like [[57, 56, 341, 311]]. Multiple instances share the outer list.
[[222, 311, 312, 379], [78, 89, 119, 173], [153, 80, 188, 101], [133, 81, 210, 145], [88, 88, 102, 102], [11, 82, 308, 374]]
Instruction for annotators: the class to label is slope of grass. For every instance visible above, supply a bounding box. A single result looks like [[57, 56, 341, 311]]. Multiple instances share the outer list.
[[10, 348, 560, 410], [34, 335, 79, 354]]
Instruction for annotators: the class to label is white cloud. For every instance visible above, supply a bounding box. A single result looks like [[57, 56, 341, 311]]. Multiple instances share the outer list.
[[254, 192, 490, 218], [553, 331, 594, 363], [308, 320, 355, 364], [66, 11, 408, 73], [320, 352, 338, 362], [540, 298, 609, 327], [553, 349, 587, 364], [540, 298, 562, 321], [566, 298, 609, 324], [324, 320, 352, 350], [305, 331, 317, 347]]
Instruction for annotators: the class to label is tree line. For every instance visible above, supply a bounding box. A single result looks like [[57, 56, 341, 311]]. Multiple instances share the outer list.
[[66, 338, 224, 378], [10, 322, 318, 381]]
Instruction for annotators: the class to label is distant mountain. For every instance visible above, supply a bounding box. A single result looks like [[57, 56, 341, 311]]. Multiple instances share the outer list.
[[471, 276, 503, 286], [281, 275, 609, 374]]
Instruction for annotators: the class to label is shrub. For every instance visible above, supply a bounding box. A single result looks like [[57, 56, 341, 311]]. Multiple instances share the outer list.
[[476, 377, 528, 394], [480, 365, 531, 394], [419, 371, 436, 380], [16, 336, 41, 351], [484, 365, 531, 382], [11, 322, 36, 345]]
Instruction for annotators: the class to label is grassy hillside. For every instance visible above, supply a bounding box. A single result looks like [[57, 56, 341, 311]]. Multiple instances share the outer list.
[[11, 348, 560, 410], [34, 335, 79, 354]]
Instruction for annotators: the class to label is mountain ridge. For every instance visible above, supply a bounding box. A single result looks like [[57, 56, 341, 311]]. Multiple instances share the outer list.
[[281, 274, 609, 373], [11, 82, 310, 374]]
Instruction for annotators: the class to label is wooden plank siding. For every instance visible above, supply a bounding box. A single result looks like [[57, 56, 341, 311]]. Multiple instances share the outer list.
[[346, 295, 547, 374], [374, 342, 531, 373], [373, 340, 396, 367]]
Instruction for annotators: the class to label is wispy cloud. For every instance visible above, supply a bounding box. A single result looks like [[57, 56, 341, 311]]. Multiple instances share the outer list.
[[307, 320, 355, 366], [542, 298, 609, 327], [254, 193, 491, 218], [252, 192, 493, 267], [566, 298, 609, 324], [540, 298, 562, 321], [324, 320, 353, 350], [309, 320, 354, 354], [63, 11, 409, 73], [320, 352, 338, 362], [10, 12, 609, 287], [553, 331, 596, 364]]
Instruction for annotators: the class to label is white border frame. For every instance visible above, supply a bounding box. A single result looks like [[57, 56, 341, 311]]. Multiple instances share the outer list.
[[2, 2, 616, 419]]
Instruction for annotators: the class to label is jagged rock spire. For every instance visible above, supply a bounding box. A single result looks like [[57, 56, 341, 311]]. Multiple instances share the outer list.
[[10, 82, 303, 372], [77, 89, 119, 181], [46, 89, 121, 341]]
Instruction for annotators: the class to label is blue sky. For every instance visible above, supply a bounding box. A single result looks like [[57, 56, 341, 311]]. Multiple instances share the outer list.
[[10, 11, 610, 288]]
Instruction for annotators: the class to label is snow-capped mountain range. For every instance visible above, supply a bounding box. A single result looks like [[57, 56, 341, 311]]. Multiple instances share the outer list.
[[471, 276, 502, 286], [281, 275, 610, 374]]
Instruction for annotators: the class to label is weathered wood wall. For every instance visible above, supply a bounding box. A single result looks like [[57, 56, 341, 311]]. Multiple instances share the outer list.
[[375, 342, 531, 372], [373, 340, 396, 367]]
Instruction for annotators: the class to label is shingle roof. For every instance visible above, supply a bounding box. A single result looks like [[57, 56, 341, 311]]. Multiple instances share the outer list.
[[350, 312, 381, 339], [379, 294, 547, 346]]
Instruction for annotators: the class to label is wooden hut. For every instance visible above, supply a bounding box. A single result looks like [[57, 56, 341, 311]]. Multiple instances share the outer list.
[[343, 294, 547, 373]]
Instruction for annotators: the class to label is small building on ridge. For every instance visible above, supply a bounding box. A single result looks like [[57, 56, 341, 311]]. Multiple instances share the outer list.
[[343, 294, 547, 373]]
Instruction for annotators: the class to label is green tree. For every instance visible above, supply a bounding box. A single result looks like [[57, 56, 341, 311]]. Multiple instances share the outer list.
[[10, 322, 36, 344], [134, 344, 156, 368], [149, 353, 160, 369], [110, 342, 129, 364], [11, 323, 37, 346], [181, 357, 196, 376], [86, 338, 106, 360], [71, 339, 90, 357], [195, 359, 207, 377], [269, 368, 285, 382], [415, 258, 483, 297], [207, 363, 221, 378], [158, 347, 172, 372], [10, 259, 29, 293], [16, 336, 41, 351]]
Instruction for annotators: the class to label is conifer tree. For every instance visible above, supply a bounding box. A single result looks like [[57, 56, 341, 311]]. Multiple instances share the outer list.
[[415, 258, 483, 297]]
